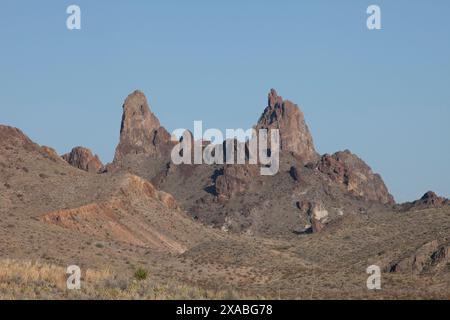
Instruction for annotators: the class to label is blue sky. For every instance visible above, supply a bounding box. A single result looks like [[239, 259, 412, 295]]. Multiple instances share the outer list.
[[0, 0, 449, 202]]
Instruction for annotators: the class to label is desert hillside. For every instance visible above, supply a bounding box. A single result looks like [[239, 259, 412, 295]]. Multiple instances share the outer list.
[[0, 90, 449, 299]]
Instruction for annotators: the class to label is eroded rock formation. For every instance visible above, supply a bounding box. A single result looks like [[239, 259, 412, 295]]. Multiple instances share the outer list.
[[214, 165, 259, 200], [62, 147, 103, 173], [387, 240, 450, 274], [255, 89, 319, 163], [315, 150, 395, 205], [400, 191, 450, 211], [113, 90, 172, 163]]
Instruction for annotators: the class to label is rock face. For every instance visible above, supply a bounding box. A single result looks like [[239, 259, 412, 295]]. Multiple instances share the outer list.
[[388, 240, 450, 274], [255, 89, 319, 163], [62, 147, 103, 173], [315, 150, 395, 205], [419, 191, 448, 206], [400, 191, 450, 211], [113, 90, 172, 163], [296, 201, 329, 233], [214, 165, 259, 200]]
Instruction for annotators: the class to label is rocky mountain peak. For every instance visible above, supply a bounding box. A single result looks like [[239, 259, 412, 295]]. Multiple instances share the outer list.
[[421, 191, 450, 207], [421, 191, 441, 202], [268, 88, 283, 108], [113, 90, 172, 163], [315, 150, 395, 205], [62, 146, 103, 173], [255, 89, 319, 164], [398, 191, 449, 211]]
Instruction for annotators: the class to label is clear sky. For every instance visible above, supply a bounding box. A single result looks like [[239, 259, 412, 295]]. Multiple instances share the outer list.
[[1, 0, 449, 202]]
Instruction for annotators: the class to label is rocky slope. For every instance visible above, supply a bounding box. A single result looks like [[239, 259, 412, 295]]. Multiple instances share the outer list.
[[0, 125, 222, 254], [313, 150, 394, 205]]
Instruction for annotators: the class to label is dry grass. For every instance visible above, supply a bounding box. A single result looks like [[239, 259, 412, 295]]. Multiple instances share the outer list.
[[0, 259, 252, 300], [0, 259, 67, 290]]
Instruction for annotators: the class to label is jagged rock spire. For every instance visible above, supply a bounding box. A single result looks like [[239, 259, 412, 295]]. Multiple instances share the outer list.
[[255, 89, 318, 163], [113, 90, 171, 163]]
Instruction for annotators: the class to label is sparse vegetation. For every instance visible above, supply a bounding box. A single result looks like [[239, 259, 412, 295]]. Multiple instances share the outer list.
[[0, 260, 253, 300], [134, 268, 148, 281], [0, 120, 449, 300]]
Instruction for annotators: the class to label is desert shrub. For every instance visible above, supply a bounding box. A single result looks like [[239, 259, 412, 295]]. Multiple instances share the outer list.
[[134, 268, 148, 281]]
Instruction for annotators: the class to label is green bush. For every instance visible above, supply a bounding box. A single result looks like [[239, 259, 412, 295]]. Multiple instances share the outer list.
[[134, 268, 148, 281]]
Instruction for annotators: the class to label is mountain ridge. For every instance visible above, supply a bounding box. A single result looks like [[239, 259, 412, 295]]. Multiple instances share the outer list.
[[1, 89, 449, 299]]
